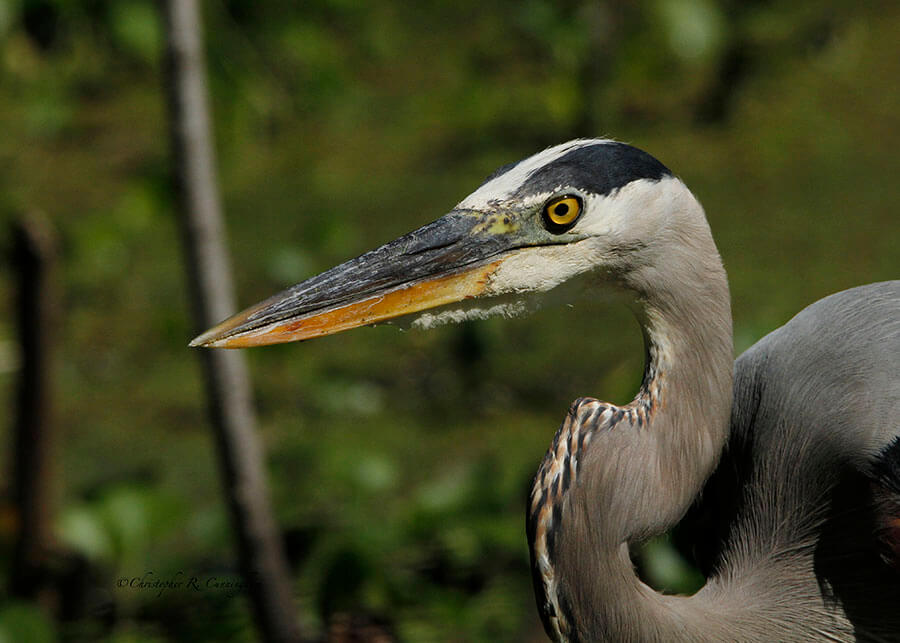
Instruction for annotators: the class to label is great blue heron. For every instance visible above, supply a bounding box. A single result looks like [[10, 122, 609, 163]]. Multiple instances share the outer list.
[[192, 140, 900, 641]]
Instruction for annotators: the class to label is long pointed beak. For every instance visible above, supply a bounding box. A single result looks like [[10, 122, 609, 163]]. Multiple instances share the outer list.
[[190, 210, 521, 348]]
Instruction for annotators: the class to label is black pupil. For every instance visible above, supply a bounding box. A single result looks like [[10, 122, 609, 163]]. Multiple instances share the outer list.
[[553, 203, 569, 217]]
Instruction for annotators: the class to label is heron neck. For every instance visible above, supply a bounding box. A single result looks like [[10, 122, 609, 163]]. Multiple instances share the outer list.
[[631, 286, 735, 532], [534, 242, 736, 641]]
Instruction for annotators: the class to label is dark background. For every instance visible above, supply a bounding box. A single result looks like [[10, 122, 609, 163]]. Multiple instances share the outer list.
[[0, 0, 897, 640]]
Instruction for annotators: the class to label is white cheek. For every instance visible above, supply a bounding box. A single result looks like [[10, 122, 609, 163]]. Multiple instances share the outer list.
[[574, 183, 643, 238], [573, 176, 690, 241], [484, 241, 600, 296]]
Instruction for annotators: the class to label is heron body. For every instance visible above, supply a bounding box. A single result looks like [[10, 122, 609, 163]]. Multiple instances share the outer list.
[[193, 140, 900, 641]]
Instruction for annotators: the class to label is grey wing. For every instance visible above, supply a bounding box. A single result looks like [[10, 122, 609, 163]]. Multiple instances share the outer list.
[[680, 281, 900, 570], [731, 280, 900, 463]]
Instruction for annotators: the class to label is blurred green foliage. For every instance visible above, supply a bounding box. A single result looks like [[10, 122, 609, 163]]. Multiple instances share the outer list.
[[0, 0, 897, 640]]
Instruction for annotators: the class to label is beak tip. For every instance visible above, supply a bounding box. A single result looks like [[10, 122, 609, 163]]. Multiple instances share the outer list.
[[189, 312, 252, 348], [189, 329, 225, 349]]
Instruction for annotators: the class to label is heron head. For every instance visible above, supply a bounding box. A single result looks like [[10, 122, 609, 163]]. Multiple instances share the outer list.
[[191, 139, 704, 348]]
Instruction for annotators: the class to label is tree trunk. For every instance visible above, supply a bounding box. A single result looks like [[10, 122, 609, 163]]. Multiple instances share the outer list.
[[9, 210, 58, 600], [161, 1, 304, 640]]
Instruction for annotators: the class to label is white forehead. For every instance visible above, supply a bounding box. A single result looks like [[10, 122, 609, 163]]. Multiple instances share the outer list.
[[457, 138, 616, 210]]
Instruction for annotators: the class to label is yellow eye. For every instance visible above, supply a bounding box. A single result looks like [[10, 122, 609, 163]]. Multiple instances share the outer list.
[[542, 195, 582, 233]]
